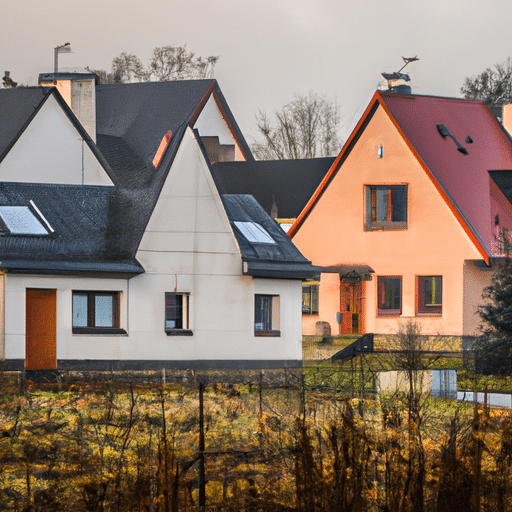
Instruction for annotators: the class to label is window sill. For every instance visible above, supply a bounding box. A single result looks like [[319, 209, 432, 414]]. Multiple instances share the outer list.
[[416, 312, 443, 317], [302, 312, 319, 315], [377, 311, 401, 317], [255, 330, 281, 337], [73, 327, 127, 335], [365, 222, 407, 231], [166, 329, 193, 336]]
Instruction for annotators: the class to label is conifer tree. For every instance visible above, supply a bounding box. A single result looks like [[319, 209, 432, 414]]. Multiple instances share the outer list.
[[476, 257, 512, 374]]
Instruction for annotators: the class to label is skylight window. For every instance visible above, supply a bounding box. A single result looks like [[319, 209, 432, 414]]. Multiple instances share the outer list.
[[0, 206, 50, 235], [233, 221, 276, 244]]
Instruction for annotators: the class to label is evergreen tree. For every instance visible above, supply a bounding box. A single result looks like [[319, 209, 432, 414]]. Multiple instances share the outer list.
[[476, 257, 512, 374]]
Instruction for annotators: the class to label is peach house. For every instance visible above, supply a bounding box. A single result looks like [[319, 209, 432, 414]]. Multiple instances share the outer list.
[[290, 90, 512, 338]]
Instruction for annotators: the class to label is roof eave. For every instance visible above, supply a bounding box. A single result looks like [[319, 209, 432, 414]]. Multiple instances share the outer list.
[[0, 259, 145, 278], [243, 260, 321, 280]]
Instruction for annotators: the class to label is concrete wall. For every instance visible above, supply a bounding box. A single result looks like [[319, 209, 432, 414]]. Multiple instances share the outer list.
[[0, 94, 111, 186], [293, 104, 483, 336]]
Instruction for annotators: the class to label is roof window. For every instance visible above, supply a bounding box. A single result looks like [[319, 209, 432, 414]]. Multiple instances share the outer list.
[[233, 221, 276, 244], [0, 202, 53, 235]]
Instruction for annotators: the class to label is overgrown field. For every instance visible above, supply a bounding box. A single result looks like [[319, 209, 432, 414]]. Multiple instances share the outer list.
[[1, 370, 512, 511]]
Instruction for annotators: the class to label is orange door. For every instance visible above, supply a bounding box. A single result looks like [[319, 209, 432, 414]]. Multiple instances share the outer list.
[[26, 289, 57, 370], [339, 281, 361, 334]]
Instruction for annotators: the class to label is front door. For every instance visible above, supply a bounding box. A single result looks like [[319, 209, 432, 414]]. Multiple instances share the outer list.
[[339, 281, 361, 334], [26, 289, 57, 370]]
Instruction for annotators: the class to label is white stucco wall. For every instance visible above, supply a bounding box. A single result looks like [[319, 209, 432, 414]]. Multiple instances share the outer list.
[[2, 129, 303, 367], [0, 94, 112, 186], [128, 127, 302, 363], [3, 274, 128, 362]]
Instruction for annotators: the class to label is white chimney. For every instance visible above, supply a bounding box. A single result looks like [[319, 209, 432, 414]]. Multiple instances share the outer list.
[[38, 72, 97, 142]]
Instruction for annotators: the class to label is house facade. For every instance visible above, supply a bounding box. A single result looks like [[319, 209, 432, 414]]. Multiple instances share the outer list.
[[290, 91, 512, 338], [0, 74, 316, 371]]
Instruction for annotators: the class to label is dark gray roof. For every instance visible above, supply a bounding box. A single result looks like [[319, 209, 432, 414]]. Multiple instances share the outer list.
[[0, 80, 316, 280], [0, 182, 142, 275], [0, 87, 50, 161], [212, 157, 335, 218], [96, 80, 253, 188], [222, 194, 319, 279]]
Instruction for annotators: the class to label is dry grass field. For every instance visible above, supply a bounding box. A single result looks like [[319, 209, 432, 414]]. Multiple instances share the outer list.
[[0, 365, 511, 511]]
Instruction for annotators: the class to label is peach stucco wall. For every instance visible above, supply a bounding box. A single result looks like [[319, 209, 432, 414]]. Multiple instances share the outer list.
[[294, 104, 485, 336]]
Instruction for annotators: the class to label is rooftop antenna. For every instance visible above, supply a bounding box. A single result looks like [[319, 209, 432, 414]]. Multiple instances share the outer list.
[[397, 56, 419, 74], [54, 42, 71, 73], [381, 56, 419, 92]]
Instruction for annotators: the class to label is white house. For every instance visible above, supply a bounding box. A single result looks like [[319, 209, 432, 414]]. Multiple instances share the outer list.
[[0, 74, 317, 371]]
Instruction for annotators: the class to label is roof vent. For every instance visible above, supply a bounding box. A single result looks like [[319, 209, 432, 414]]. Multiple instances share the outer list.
[[436, 124, 469, 155]]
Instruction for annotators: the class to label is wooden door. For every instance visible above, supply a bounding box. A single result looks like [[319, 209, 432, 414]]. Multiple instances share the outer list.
[[26, 289, 57, 370], [339, 281, 361, 334]]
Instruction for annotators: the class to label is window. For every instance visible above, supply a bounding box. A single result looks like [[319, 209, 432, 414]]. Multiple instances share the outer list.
[[417, 276, 442, 315], [365, 185, 407, 230], [377, 277, 402, 316], [233, 221, 276, 244], [0, 204, 52, 235], [254, 294, 280, 336], [165, 293, 192, 335], [72, 291, 124, 334], [302, 284, 319, 314]]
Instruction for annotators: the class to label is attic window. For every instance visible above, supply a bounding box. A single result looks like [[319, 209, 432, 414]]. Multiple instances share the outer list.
[[0, 205, 52, 235], [233, 221, 276, 244]]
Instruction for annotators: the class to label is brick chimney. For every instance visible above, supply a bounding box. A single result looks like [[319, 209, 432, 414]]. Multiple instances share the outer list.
[[38, 72, 98, 142]]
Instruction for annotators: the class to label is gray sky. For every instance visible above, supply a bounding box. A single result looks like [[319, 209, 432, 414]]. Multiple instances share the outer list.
[[3, 0, 512, 144]]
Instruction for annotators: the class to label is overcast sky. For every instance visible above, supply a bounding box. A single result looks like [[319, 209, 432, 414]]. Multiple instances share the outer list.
[[3, 0, 512, 144]]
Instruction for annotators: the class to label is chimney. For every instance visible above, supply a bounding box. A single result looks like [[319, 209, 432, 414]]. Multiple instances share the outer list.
[[38, 72, 98, 142], [502, 103, 512, 139], [380, 72, 412, 94]]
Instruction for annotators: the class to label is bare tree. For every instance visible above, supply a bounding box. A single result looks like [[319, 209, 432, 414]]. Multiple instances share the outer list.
[[90, 45, 219, 85], [461, 57, 512, 107], [111, 52, 150, 83], [149, 45, 218, 81], [252, 91, 342, 160]]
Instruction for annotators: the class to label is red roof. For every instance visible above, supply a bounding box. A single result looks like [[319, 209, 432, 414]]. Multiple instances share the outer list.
[[290, 91, 512, 261]]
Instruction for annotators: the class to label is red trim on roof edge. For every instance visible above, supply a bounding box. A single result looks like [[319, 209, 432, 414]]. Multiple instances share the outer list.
[[288, 90, 490, 265], [288, 91, 382, 239], [376, 93, 490, 265], [188, 81, 250, 162], [211, 91, 250, 161], [188, 80, 217, 126]]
